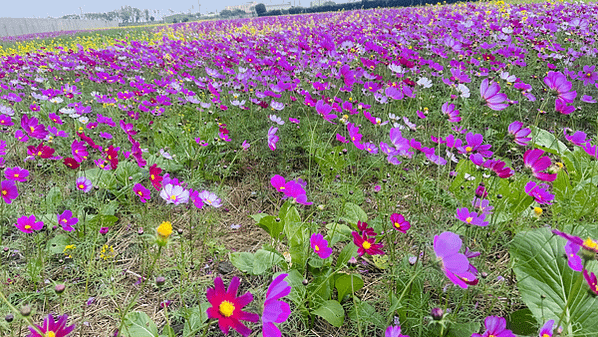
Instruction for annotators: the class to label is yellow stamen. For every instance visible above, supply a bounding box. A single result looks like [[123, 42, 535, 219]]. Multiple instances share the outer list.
[[362, 241, 371, 250], [465, 146, 473, 152], [465, 217, 473, 223], [315, 245, 320, 252], [219, 300, 235, 317]]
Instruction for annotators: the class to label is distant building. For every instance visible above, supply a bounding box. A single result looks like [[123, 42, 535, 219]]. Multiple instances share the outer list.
[[224, 1, 258, 14], [265, 2, 293, 11]]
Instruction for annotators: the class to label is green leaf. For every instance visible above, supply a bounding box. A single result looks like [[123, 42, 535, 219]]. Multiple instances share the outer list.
[[45, 186, 62, 213], [337, 243, 358, 268], [160, 324, 175, 337], [531, 126, 570, 156], [325, 223, 353, 246], [182, 303, 210, 336], [347, 299, 384, 328], [283, 270, 306, 307], [46, 234, 70, 254], [253, 249, 283, 275], [230, 252, 254, 273], [122, 311, 159, 337], [510, 228, 598, 335], [446, 322, 481, 337], [335, 273, 364, 302], [340, 202, 368, 225], [254, 215, 284, 240], [507, 308, 537, 335], [313, 300, 345, 327]]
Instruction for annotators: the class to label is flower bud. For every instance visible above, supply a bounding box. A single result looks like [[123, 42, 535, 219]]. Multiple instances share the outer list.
[[5, 314, 14, 323], [431, 308, 444, 321], [54, 284, 66, 294], [156, 276, 166, 287], [302, 279, 309, 286], [20, 305, 31, 317]]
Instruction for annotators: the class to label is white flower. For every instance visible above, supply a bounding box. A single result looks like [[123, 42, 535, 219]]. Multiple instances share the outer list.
[[78, 116, 89, 124], [49, 97, 64, 104], [269, 115, 285, 125], [500, 71, 517, 83], [388, 63, 404, 73], [457, 84, 470, 98], [417, 77, 433, 88]]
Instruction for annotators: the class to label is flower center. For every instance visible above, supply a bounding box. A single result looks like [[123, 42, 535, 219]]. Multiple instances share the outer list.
[[583, 237, 598, 250], [219, 300, 235, 317], [465, 217, 473, 223], [2, 190, 6, 196], [25, 225, 31, 230], [45, 332, 56, 337], [534, 207, 543, 216], [542, 334, 550, 337], [315, 245, 320, 251], [151, 174, 155, 180], [362, 241, 371, 250], [78, 184, 85, 189], [394, 222, 400, 228], [14, 174, 19, 177], [465, 146, 473, 152], [170, 195, 176, 200]]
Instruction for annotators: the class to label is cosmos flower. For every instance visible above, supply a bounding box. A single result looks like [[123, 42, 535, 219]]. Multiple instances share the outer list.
[[133, 183, 151, 203], [310, 233, 332, 259], [160, 184, 189, 205], [390, 213, 411, 233], [149, 164, 163, 191], [5, 166, 29, 182], [385, 325, 409, 337], [583, 270, 598, 296], [472, 316, 515, 337], [523, 149, 557, 182], [524, 181, 554, 204], [480, 79, 508, 111], [58, 210, 78, 232], [262, 274, 291, 337], [538, 320, 555, 337], [455, 207, 488, 226], [75, 176, 92, 193], [544, 71, 577, 104], [206, 276, 259, 336], [352, 231, 384, 256], [15, 215, 44, 234], [434, 232, 477, 289], [198, 190, 222, 208], [268, 126, 279, 151], [507, 121, 531, 146], [27, 313, 75, 337]]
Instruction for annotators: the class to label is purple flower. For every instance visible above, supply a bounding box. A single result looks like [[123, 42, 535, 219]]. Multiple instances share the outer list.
[[524, 149, 556, 182], [58, 210, 78, 232], [197, 190, 222, 208], [270, 175, 312, 205], [507, 121, 531, 146], [75, 176, 92, 193], [262, 274, 291, 337], [434, 232, 477, 289], [315, 100, 337, 123], [21, 115, 48, 139], [583, 270, 598, 295], [310, 233, 332, 259], [268, 126, 279, 151], [564, 129, 590, 146], [5, 166, 29, 182], [471, 197, 493, 216], [480, 78, 509, 111], [472, 316, 515, 337], [564, 241, 582, 272], [160, 184, 189, 205], [390, 213, 411, 233], [581, 95, 597, 103], [133, 183, 151, 203], [538, 320, 554, 337], [524, 181, 554, 204], [14, 215, 43, 233], [99, 227, 109, 235], [458, 132, 492, 157], [577, 65, 598, 86], [269, 114, 285, 125], [364, 142, 378, 154], [552, 229, 598, 254], [544, 71, 577, 104], [456, 207, 488, 226], [441, 102, 461, 123], [27, 313, 75, 337], [241, 140, 250, 151], [385, 325, 409, 337]]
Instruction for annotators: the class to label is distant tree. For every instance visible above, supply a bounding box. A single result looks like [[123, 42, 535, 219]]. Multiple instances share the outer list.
[[322, 1, 335, 5], [231, 9, 246, 16], [144, 9, 150, 21], [150, 16, 155, 21], [172, 18, 178, 23], [255, 3, 267, 16], [220, 9, 233, 17], [182, 17, 189, 22]]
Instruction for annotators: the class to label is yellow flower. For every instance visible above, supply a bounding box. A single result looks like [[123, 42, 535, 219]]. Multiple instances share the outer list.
[[157, 221, 173, 239], [534, 207, 543, 217]]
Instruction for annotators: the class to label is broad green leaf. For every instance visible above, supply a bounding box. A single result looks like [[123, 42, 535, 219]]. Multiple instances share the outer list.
[[46, 234, 70, 254], [313, 300, 345, 327], [348, 299, 384, 328], [447, 322, 481, 337], [308, 273, 333, 303], [507, 308, 536, 335], [253, 249, 283, 275], [510, 228, 598, 335], [230, 252, 254, 273], [160, 324, 175, 337], [340, 202, 368, 225], [531, 126, 570, 156], [336, 243, 358, 268], [282, 269, 306, 307], [122, 311, 158, 337], [182, 303, 210, 336], [335, 273, 364, 302], [255, 215, 284, 240]]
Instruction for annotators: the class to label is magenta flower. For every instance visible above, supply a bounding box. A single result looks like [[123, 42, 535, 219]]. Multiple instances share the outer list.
[[0, 114, 13, 127], [480, 78, 509, 111], [207, 276, 259, 337], [472, 197, 494, 216], [508, 121, 531, 146], [433, 232, 477, 289], [352, 231, 384, 256], [390, 213, 411, 233], [364, 142, 378, 154], [385, 325, 409, 337], [71, 140, 88, 163], [564, 241, 582, 272], [552, 229, 598, 254], [316, 100, 338, 123], [458, 132, 493, 157], [198, 190, 222, 208], [75, 176, 92, 193], [268, 126, 279, 151], [310, 233, 332, 259], [523, 149, 556, 182], [583, 270, 598, 295], [27, 313, 75, 337], [241, 140, 250, 151], [564, 130, 590, 146], [524, 181, 554, 204], [21, 114, 48, 139], [544, 71, 577, 104], [1, 180, 19, 204], [581, 95, 596, 103], [348, 123, 365, 150], [555, 99, 575, 115], [5, 166, 29, 182], [262, 274, 291, 337], [99, 227, 109, 235], [15, 215, 44, 233], [188, 189, 204, 209], [539, 320, 555, 337], [441, 102, 461, 123], [58, 210, 78, 232], [578, 65, 598, 86], [270, 175, 311, 205], [472, 316, 515, 337], [456, 207, 488, 226], [160, 184, 189, 205], [133, 183, 151, 203]]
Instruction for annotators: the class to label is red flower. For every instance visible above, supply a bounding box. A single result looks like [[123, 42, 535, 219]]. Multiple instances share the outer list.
[[149, 164, 163, 191], [352, 231, 384, 256], [63, 157, 80, 169], [27, 142, 55, 159], [206, 276, 259, 336]]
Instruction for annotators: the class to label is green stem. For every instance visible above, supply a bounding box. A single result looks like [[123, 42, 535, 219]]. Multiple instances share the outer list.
[[557, 270, 585, 335]]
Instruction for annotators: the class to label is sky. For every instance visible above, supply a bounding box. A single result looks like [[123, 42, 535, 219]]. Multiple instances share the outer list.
[[0, 0, 299, 19]]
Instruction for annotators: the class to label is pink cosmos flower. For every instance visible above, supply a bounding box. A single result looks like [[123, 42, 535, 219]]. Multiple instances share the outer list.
[[472, 316, 515, 337], [458, 132, 493, 157], [352, 231, 384, 256], [507, 121, 531, 146], [198, 190, 222, 208], [206, 276, 259, 337], [133, 183, 151, 203], [58, 210, 78, 232], [441, 102, 461, 123], [268, 126, 279, 151], [455, 207, 488, 226], [5, 166, 29, 182], [2, 180, 19, 204], [75, 176, 92, 193], [310, 233, 332, 259], [71, 140, 88, 163], [583, 270, 598, 296], [160, 184, 189, 205], [385, 325, 409, 337], [27, 313, 75, 337], [434, 232, 477, 289], [262, 274, 291, 337], [555, 99, 575, 115], [390, 213, 411, 233], [524, 181, 554, 204], [21, 115, 48, 139], [15, 215, 44, 233], [480, 78, 509, 111], [523, 149, 556, 182], [544, 71, 577, 104], [538, 320, 555, 337]]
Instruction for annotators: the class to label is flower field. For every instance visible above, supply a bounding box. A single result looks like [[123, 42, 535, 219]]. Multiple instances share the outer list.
[[1, 1, 598, 336]]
